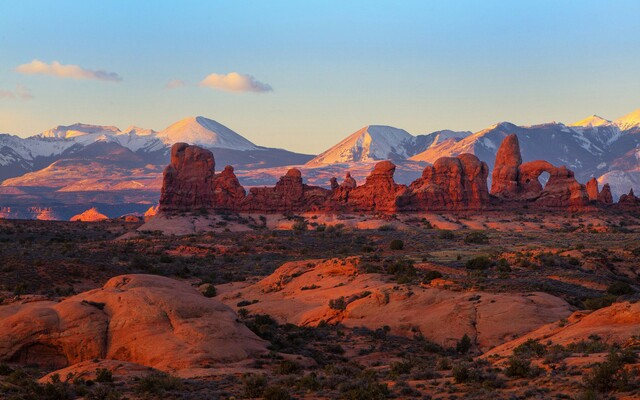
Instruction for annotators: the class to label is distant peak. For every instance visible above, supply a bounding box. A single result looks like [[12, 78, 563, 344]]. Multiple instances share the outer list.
[[614, 108, 640, 130], [569, 114, 611, 128]]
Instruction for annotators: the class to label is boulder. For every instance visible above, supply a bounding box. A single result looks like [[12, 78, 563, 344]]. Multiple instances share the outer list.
[[0, 275, 267, 375]]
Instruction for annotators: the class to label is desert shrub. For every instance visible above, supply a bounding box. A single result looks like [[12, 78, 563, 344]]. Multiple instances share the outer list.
[[584, 295, 616, 310], [263, 385, 291, 400], [0, 363, 14, 375], [378, 224, 395, 231], [389, 360, 412, 377], [242, 373, 267, 398], [385, 258, 417, 283], [513, 339, 547, 358], [329, 296, 347, 311], [95, 368, 113, 383], [607, 282, 634, 296], [337, 369, 389, 400], [496, 258, 512, 272], [583, 349, 636, 393], [504, 356, 539, 378], [422, 270, 443, 284], [277, 360, 301, 375], [464, 231, 488, 244], [202, 285, 216, 298], [86, 385, 122, 400], [438, 230, 455, 240], [292, 219, 308, 232], [456, 334, 472, 354], [465, 256, 493, 270], [135, 372, 182, 394], [389, 239, 404, 250]]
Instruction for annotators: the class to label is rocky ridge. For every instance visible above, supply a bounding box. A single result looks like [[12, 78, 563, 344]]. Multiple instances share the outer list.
[[159, 135, 635, 214]]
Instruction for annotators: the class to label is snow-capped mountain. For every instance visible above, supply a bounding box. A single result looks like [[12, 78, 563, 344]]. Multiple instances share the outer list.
[[569, 115, 612, 128], [306, 125, 471, 166], [0, 117, 311, 178], [613, 109, 640, 132], [156, 116, 259, 150], [0, 108, 639, 219], [307, 125, 415, 166]]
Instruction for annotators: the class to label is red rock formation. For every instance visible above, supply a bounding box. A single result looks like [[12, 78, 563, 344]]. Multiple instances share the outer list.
[[585, 178, 613, 205], [159, 143, 216, 211], [242, 168, 330, 212], [213, 166, 246, 211], [158, 139, 596, 215], [491, 134, 522, 198], [339, 161, 410, 212], [618, 189, 640, 206], [409, 154, 489, 210], [598, 184, 613, 204], [490, 136, 588, 208], [586, 178, 599, 201]]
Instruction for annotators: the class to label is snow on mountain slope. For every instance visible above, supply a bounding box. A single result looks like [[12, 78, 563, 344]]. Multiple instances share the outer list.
[[307, 125, 415, 166], [115, 126, 164, 152], [614, 108, 640, 131], [40, 123, 121, 139], [569, 115, 612, 128], [156, 116, 259, 150]]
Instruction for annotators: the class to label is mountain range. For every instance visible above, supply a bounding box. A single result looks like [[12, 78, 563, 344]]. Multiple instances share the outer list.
[[0, 109, 638, 220]]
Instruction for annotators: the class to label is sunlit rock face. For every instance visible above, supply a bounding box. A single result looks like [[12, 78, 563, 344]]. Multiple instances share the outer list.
[[0, 274, 267, 374]]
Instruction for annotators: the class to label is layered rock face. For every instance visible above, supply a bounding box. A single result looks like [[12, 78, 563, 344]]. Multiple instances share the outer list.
[[243, 168, 330, 212], [409, 154, 489, 210], [337, 161, 410, 212], [159, 136, 629, 214], [159, 143, 217, 211], [159, 143, 491, 213], [0, 275, 267, 374], [490, 134, 589, 208]]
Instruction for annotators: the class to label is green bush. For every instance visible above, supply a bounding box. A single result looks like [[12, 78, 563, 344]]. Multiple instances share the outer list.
[[583, 349, 635, 393], [504, 356, 533, 378], [242, 373, 267, 398], [607, 282, 634, 296], [276, 360, 301, 375], [456, 334, 472, 354], [422, 270, 443, 283], [95, 368, 113, 383], [513, 339, 547, 358], [329, 296, 347, 311], [584, 295, 616, 310], [135, 372, 183, 394], [202, 285, 216, 298], [389, 239, 404, 250], [464, 231, 489, 244], [263, 385, 291, 400], [438, 230, 455, 240], [465, 256, 493, 270]]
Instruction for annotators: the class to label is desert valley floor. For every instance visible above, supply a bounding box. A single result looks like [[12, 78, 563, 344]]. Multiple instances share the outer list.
[[1, 210, 639, 399]]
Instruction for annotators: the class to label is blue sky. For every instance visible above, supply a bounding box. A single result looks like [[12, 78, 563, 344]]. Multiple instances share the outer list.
[[1, 0, 639, 153]]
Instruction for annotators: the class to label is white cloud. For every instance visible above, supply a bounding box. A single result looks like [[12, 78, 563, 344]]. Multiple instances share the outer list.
[[0, 84, 33, 100], [15, 60, 122, 82], [200, 72, 272, 93], [165, 79, 186, 89]]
